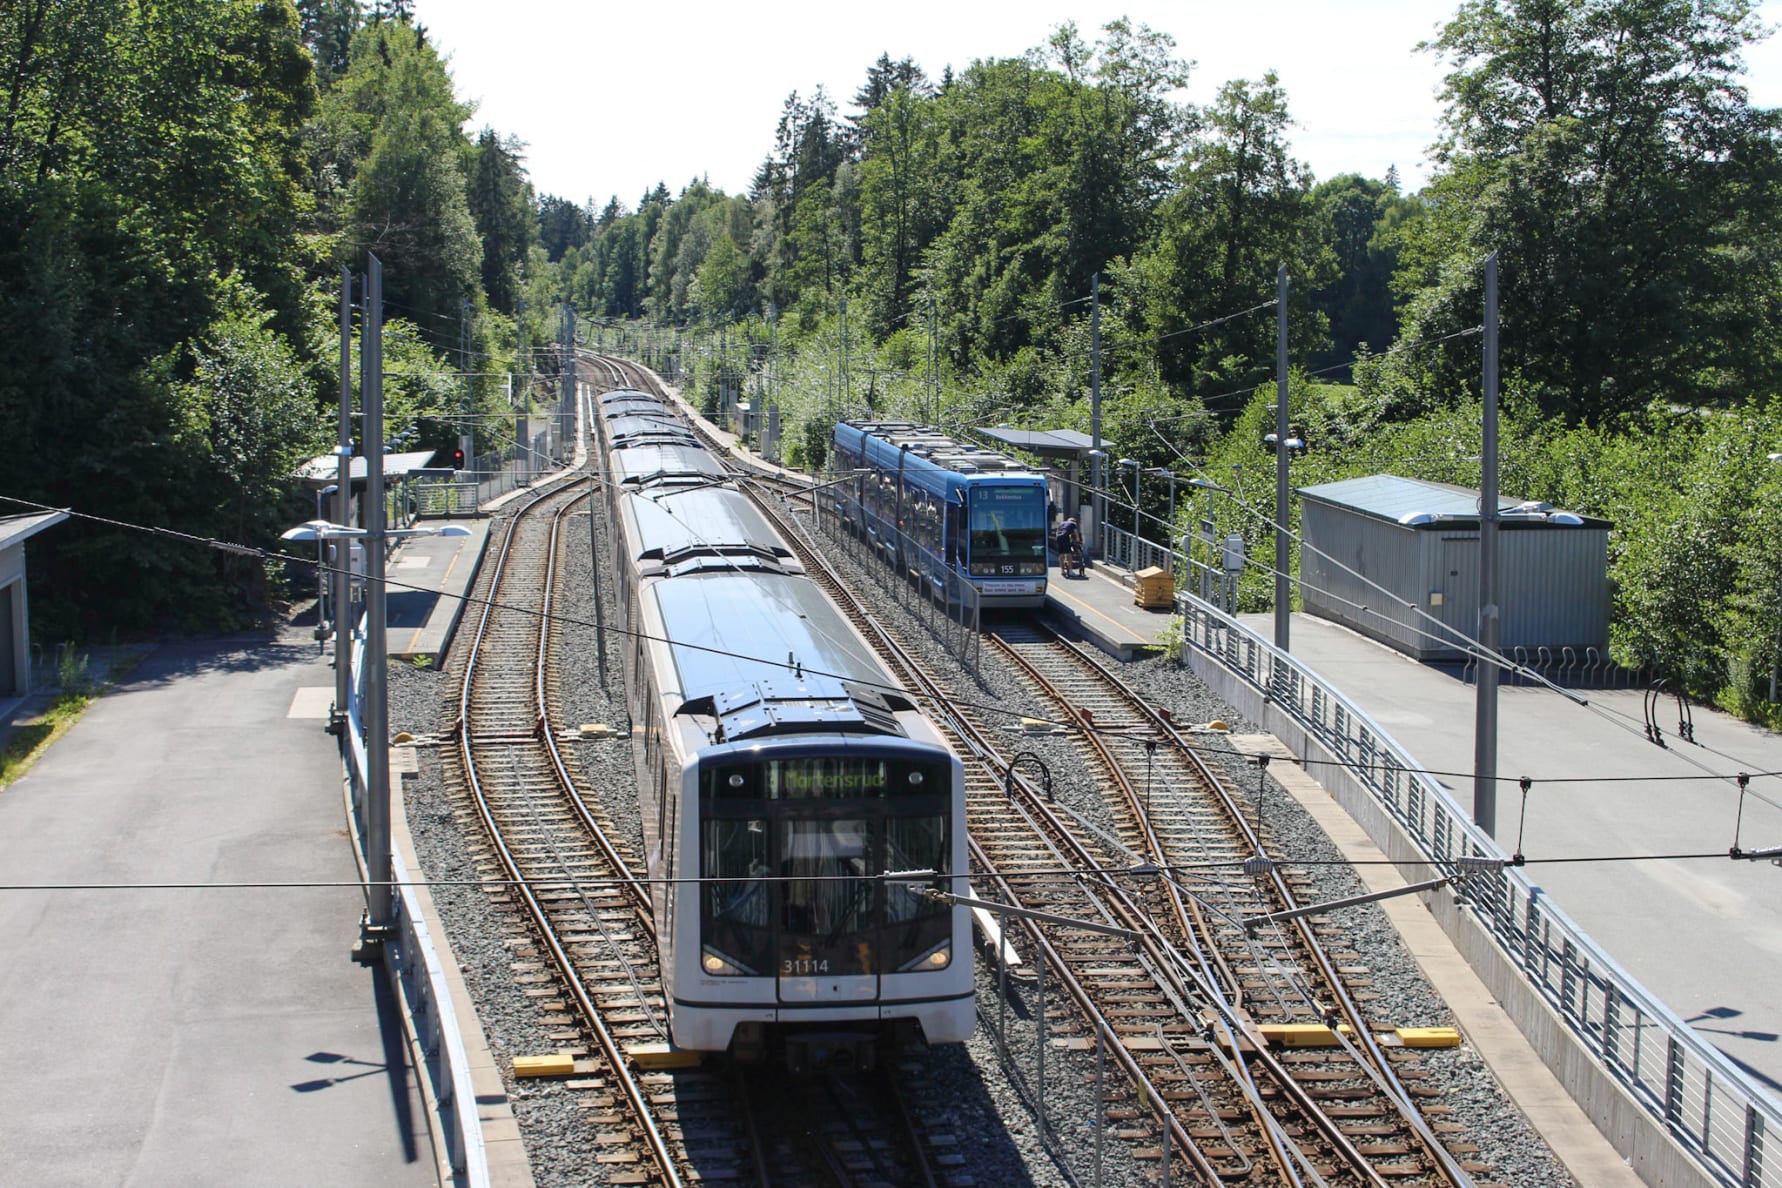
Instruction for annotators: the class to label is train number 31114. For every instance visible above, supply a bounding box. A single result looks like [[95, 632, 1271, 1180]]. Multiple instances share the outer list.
[[782, 958, 829, 975]]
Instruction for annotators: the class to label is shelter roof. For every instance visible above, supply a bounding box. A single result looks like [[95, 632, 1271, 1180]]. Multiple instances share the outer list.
[[976, 427, 1096, 457], [294, 451, 438, 489], [1297, 474, 1609, 529], [0, 510, 68, 551]]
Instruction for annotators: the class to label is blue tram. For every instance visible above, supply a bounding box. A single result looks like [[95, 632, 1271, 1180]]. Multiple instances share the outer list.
[[831, 421, 1050, 609]]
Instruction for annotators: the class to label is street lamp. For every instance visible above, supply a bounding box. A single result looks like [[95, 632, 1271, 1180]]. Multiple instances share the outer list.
[[1085, 449, 1105, 555], [1186, 477, 1227, 603], [281, 517, 471, 956], [312, 485, 338, 641]]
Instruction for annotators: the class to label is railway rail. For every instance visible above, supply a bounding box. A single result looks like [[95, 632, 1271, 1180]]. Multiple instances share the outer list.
[[446, 369, 950, 1187], [596, 353, 1495, 1185]]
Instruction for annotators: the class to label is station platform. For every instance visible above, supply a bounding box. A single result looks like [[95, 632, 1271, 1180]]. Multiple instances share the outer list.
[[386, 515, 492, 663], [1043, 558, 1176, 659], [0, 626, 438, 1186]]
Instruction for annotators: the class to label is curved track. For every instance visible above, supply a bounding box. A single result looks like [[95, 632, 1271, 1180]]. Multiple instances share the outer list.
[[594, 352, 1493, 1186]]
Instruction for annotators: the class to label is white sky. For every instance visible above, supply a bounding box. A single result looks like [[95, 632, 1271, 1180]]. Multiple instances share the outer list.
[[415, 0, 1782, 209]]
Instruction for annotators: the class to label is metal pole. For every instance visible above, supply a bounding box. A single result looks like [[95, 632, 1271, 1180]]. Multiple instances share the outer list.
[[564, 304, 577, 465], [363, 253, 393, 942], [1275, 264, 1291, 651], [1475, 252, 1500, 835], [1131, 466, 1141, 545], [927, 293, 938, 425], [461, 295, 474, 472], [1091, 273, 1103, 551], [334, 268, 353, 730]]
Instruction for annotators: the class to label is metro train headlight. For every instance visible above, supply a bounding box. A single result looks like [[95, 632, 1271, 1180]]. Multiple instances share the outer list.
[[701, 946, 753, 977], [897, 938, 951, 973]]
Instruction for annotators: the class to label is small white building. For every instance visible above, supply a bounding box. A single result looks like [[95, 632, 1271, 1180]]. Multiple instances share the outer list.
[[1298, 475, 1610, 662], [0, 511, 68, 697]]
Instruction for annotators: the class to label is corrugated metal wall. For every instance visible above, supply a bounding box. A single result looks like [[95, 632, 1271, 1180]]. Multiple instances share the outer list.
[[1302, 503, 1610, 661]]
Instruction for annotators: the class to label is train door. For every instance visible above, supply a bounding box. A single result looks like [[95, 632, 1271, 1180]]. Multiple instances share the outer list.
[[775, 813, 880, 1004], [945, 499, 965, 570]]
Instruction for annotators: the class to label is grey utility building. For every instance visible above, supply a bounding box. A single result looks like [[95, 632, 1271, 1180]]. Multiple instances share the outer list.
[[0, 510, 67, 698], [1297, 475, 1610, 662]]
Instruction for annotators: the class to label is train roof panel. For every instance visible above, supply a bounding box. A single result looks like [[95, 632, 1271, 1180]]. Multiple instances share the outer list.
[[606, 414, 696, 443], [651, 574, 908, 739], [610, 445, 726, 487], [837, 420, 1042, 479], [603, 398, 673, 420], [599, 388, 655, 404], [620, 486, 792, 563]]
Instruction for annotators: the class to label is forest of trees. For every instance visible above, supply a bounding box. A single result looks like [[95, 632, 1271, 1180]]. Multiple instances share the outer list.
[[4, 1, 1782, 716], [0, 0, 539, 634]]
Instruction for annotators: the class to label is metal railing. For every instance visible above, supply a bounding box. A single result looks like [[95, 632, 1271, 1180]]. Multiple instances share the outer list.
[[1099, 523, 1235, 613], [816, 494, 981, 672], [413, 426, 561, 519], [343, 624, 490, 1185], [1172, 591, 1779, 1188]]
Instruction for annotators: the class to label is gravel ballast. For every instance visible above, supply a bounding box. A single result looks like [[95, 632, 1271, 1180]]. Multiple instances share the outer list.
[[390, 488, 1576, 1187]]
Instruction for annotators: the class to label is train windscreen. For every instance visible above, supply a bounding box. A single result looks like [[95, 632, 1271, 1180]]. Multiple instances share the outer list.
[[967, 485, 1047, 576], [699, 756, 952, 979]]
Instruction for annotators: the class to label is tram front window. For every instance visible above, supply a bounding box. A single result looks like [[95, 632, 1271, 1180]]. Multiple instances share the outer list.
[[700, 757, 953, 979], [968, 486, 1047, 576]]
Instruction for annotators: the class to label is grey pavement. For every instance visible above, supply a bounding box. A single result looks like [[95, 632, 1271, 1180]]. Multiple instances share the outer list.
[[1239, 610, 1782, 1100], [0, 627, 434, 1187]]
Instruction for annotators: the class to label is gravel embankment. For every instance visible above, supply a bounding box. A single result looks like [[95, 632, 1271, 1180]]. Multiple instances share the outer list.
[[391, 494, 1576, 1187]]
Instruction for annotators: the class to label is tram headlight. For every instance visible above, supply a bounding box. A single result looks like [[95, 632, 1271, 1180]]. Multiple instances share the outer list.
[[897, 938, 951, 972], [701, 946, 752, 977]]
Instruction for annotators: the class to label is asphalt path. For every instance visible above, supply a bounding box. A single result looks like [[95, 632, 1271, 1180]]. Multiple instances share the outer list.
[[0, 626, 433, 1186]]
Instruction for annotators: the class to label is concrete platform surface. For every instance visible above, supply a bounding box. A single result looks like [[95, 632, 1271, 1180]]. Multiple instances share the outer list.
[[386, 516, 491, 663], [0, 628, 434, 1187], [1043, 560, 1174, 659], [1238, 609, 1782, 1100]]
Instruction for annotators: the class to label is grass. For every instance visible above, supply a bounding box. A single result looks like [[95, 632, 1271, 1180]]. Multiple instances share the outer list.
[[0, 644, 140, 791], [0, 688, 95, 789]]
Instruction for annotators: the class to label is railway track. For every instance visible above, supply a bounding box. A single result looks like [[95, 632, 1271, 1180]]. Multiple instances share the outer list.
[[446, 368, 949, 1187], [445, 477, 727, 1188], [598, 353, 1494, 1185]]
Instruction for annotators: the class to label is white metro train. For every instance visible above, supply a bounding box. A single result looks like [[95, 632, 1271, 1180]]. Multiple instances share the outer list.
[[592, 385, 975, 1068]]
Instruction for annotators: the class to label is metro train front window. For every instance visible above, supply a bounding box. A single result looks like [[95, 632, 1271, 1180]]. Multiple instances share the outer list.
[[968, 487, 1047, 573], [701, 817, 772, 975], [699, 758, 952, 979], [778, 818, 874, 975]]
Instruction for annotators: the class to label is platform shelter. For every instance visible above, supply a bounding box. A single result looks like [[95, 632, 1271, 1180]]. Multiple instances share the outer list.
[[975, 426, 1098, 532], [0, 511, 66, 697]]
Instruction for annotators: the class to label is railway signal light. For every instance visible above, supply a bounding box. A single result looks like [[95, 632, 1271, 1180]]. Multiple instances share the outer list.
[[451, 447, 465, 469]]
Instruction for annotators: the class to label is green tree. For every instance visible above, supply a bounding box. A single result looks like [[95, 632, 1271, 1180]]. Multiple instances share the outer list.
[[340, 22, 479, 342], [1394, 0, 1782, 421], [1308, 173, 1413, 374], [466, 127, 534, 313], [1134, 72, 1330, 408]]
